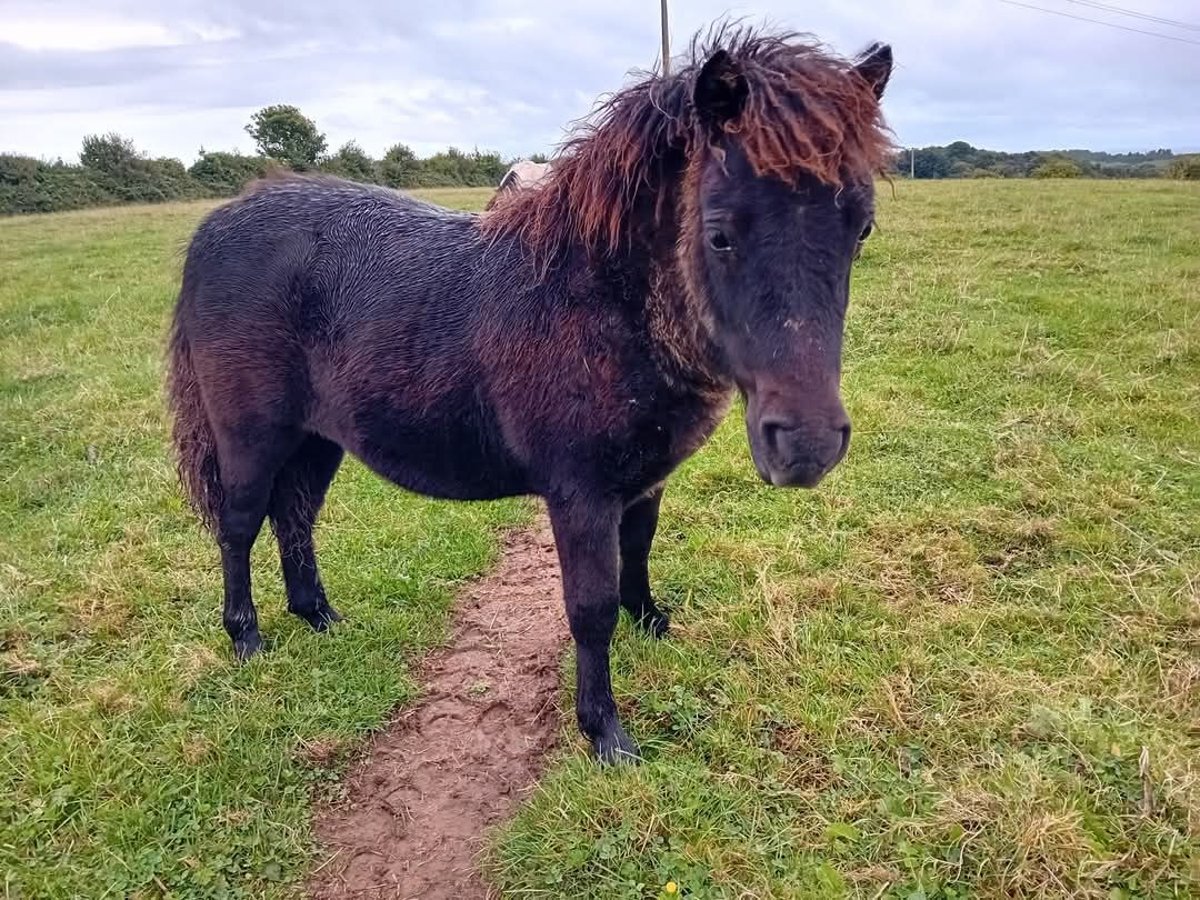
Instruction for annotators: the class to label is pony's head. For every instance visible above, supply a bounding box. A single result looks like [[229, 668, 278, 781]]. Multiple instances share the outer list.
[[485, 27, 894, 488], [680, 33, 893, 486]]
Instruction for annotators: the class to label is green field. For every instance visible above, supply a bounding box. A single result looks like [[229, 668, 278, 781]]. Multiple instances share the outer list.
[[2, 181, 1197, 898]]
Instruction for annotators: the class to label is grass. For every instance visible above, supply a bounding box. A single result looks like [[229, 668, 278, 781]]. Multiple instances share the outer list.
[[0, 187, 525, 898], [1, 180, 1197, 898], [492, 181, 1200, 899]]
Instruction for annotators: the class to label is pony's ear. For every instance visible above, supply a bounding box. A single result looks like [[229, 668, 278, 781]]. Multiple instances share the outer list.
[[693, 49, 749, 128], [854, 42, 892, 100]]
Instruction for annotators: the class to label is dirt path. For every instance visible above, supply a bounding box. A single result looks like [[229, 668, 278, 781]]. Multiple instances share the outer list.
[[310, 518, 567, 899]]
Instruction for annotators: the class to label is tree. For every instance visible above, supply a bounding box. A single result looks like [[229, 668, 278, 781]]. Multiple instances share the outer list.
[[75, 133, 209, 203], [189, 150, 271, 194], [470, 148, 508, 186], [945, 140, 976, 161], [80, 133, 142, 176], [245, 105, 326, 169], [911, 146, 952, 179], [0, 153, 48, 214], [321, 141, 376, 182], [422, 146, 470, 186], [1031, 157, 1083, 178], [379, 143, 421, 188], [0, 153, 39, 185], [1167, 155, 1200, 180]]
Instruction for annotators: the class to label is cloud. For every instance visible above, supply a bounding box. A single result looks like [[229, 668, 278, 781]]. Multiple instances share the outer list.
[[1, 0, 1197, 163]]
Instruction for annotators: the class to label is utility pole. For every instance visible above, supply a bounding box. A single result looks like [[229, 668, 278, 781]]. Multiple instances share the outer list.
[[660, 0, 670, 76], [910, 147, 916, 179]]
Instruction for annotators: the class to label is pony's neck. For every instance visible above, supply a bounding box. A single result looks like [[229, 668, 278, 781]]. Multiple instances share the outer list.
[[637, 199, 729, 393], [625, 162, 729, 393], [643, 256, 727, 392]]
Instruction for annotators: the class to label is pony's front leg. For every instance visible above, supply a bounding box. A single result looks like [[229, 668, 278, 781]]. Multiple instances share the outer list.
[[619, 487, 670, 638], [547, 495, 639, 764]]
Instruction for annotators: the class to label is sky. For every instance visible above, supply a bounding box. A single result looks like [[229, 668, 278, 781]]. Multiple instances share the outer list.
[[2, 0, 1197, 164]]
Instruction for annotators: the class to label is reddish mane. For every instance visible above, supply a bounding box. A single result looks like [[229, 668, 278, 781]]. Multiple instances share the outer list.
[[481, 26, 895, 266]]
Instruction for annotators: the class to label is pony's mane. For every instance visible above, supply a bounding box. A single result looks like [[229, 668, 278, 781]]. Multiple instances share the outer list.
[[481, 26, 895, 267]]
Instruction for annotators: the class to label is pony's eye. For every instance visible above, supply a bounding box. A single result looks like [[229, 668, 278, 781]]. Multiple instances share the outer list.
[[859, 221, 874, 243], [707, 229, 733, 252]]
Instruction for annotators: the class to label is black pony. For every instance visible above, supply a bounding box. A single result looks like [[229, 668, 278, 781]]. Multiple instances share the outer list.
[[168, 27, 894, 762]]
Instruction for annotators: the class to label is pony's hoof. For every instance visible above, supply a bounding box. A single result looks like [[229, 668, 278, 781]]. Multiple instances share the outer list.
[[594, 725, 641, 765], [296, 603, 342, 632], [233, 630, 263, 662], [641, 610, 670, 639]]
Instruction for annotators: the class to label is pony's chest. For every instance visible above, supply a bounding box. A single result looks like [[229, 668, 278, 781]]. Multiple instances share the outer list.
[[608, 387, 734, 492]]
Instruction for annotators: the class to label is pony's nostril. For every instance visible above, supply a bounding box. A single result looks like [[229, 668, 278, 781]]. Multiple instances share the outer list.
[[760, 420, 787, 455], [759, 417, 849, 471], [835, 423, 852, 462]]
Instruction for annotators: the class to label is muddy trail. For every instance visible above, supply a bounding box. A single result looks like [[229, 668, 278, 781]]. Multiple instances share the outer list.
[[310, 518, 567, 899]]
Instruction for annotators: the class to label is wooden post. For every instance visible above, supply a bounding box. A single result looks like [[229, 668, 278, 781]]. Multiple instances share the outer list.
[[660, 0, 670, 76]]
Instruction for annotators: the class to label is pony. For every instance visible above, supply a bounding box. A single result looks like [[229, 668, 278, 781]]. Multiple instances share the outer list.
[[483, 159, 555, 210], [167, 26, 894, 762]]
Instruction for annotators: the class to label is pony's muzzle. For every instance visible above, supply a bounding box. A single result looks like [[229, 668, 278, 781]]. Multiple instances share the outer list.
[[746, 397, 851, 488]]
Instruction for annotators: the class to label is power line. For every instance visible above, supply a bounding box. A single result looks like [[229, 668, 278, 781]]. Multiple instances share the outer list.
[[999, 0, 1200, 45], [1062, 0, 1200, 33]]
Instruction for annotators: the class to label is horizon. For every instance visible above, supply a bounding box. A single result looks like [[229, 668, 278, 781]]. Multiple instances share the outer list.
[[6, 135, 1194, 169]]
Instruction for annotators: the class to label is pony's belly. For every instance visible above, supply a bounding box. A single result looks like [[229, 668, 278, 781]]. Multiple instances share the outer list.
[[355, 451, 529, 501], [334, 407, 530, 502]]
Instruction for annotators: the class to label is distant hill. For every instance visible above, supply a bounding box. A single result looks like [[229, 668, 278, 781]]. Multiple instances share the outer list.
[[1061, 148, 1173, 166], [894, 142, 1181, 178]]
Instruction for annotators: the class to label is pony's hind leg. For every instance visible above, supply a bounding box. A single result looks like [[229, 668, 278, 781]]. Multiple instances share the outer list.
[[215, 438, 296, 661], [269, 434, 344, 631]]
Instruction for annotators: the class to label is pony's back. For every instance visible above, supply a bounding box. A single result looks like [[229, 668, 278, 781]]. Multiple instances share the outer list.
[[167, 174, 529, 525]]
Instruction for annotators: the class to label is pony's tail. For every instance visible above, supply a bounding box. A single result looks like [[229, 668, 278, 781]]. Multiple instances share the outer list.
[[167, 308, 222, 532]]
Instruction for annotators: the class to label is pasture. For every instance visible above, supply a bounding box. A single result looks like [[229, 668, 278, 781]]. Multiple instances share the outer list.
[[1, 180, 1197, 898]]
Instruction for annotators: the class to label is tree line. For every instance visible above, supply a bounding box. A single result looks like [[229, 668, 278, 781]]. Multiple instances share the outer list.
[[0, 105, 549, 216], [2, 107, 1197, 216], [894, 141, 1198, 180]]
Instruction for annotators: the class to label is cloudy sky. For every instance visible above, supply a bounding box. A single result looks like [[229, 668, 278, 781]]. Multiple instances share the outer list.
[[2, 0, 1197, 164]]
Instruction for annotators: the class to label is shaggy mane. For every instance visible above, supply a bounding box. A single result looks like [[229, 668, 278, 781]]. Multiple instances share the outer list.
[[481, 26, 895, 266]]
